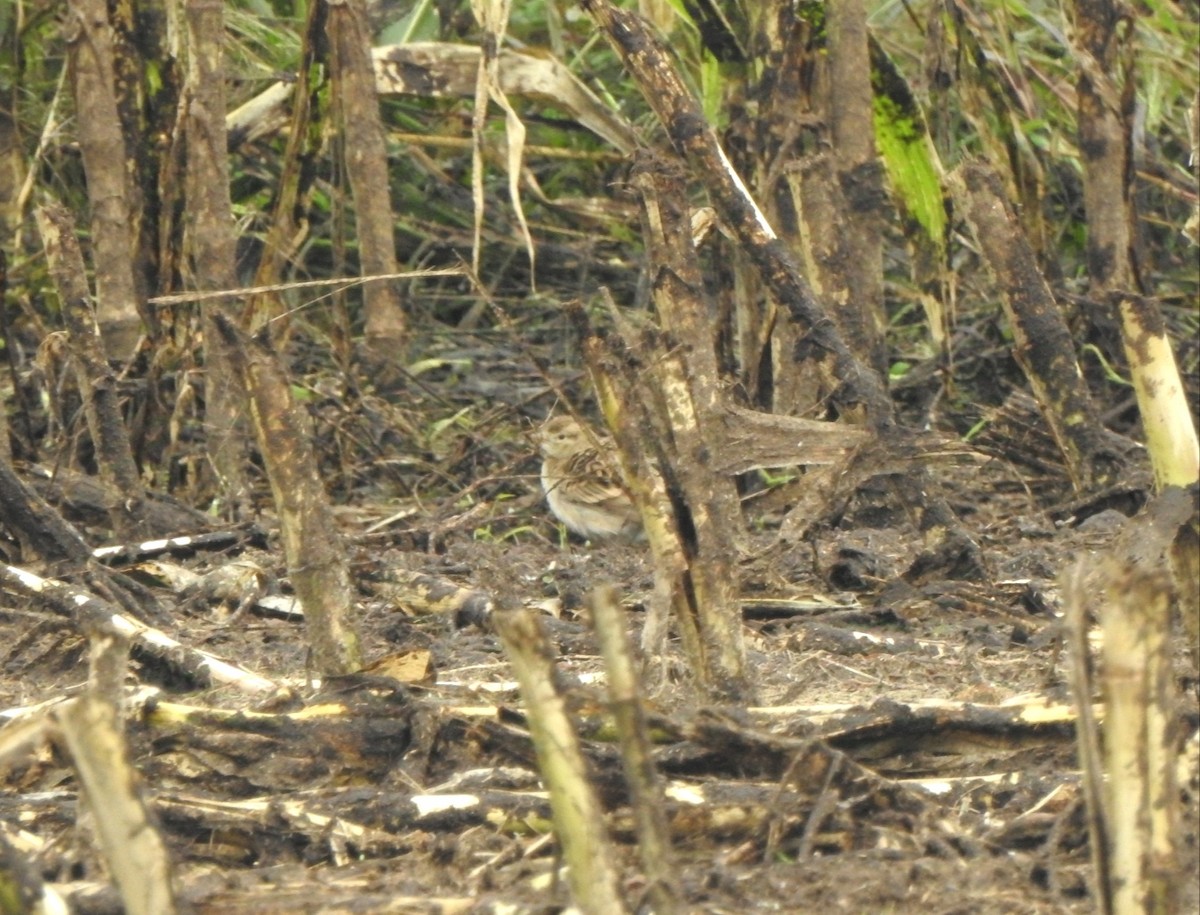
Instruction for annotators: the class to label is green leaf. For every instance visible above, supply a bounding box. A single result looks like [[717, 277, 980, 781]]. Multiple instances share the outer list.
[[870, 40, 947, 251], [430, 407, 474, 439], [700, 52, 723, 127], [872, 100, 946, 246], [407, 358, 473, 377], [378, 0, 439, 46]]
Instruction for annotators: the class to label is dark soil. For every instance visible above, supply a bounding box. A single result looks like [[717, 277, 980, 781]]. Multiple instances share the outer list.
[[1, 326, 1198, 914]]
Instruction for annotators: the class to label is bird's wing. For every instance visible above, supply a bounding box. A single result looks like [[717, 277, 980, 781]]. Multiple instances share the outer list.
[[561, 450, 628, 505]]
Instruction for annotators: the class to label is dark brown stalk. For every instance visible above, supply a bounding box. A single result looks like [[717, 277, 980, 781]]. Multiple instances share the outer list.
[[583, 1, 984, 582], [184, 0, 249, 515], [1069, 0, 1141, 293], [65, 0, 143, 359], [581, 0, 890, 427], [326, 0, 407, 357], [0, 454, 93, 562], [625, 159, 749, 700], [956, 161, 1130, 493], [106, 0, 162, 313], [213, 314, 362, 675], [826, 0, 887, 376], [35, 202, 148, 537], [581, 324, 695, 683], [245, 1, 326, 338]]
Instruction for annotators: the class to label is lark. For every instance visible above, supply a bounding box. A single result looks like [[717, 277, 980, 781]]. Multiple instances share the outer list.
[[536, 415, 641, 540]]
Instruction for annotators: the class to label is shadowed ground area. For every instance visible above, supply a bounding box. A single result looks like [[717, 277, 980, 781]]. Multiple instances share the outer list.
[[1, 323, 1196, 913]]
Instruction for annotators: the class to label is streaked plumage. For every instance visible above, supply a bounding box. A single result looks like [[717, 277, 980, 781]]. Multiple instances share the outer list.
[[536, 416, 641, 540]]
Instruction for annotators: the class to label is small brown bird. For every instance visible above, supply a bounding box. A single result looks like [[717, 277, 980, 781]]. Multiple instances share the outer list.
[[536, 415, 641, 540]]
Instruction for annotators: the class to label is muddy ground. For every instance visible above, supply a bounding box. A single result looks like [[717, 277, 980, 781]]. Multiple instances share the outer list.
[[1, 327, 1198, 914]]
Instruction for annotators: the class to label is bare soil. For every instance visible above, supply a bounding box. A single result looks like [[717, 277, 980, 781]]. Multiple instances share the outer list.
[[2, 329, 1197, 914]]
